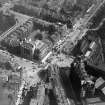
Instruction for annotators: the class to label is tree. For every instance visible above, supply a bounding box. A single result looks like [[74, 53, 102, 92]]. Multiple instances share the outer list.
[[34, 33, 43, 40], [48, 25, 56, 35], [4, 62, 13, 70]]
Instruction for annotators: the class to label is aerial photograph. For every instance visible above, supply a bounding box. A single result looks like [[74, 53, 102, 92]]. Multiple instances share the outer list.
[[0, 0, 105, 105]]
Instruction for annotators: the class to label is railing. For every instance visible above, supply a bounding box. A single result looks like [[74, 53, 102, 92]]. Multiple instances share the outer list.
[[0, 24, 17, 41]]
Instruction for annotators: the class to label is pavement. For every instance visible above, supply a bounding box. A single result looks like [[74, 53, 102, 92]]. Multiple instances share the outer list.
[[0, 49, 42, 87], [0, 49, 44, 105], [0, 1, 32, 42], [51, 53, 73, 68]]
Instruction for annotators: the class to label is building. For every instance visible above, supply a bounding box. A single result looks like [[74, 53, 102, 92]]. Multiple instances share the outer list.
[[20, 41, 35, 59], [20, 40, 49, 60], [35, 40, 49, 59]]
